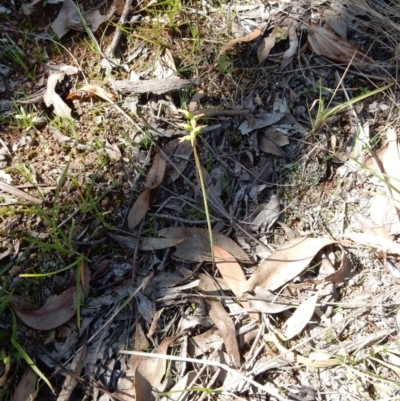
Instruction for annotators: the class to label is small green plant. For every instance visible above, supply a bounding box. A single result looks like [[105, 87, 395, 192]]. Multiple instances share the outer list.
[[13, 106, 37, 132], [310, 82, 393, 133], [1, 36, 36, 80], [216, 55, 233, 77]]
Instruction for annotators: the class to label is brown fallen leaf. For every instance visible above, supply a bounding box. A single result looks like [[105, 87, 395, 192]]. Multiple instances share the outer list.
[[242, 237, 336, 293], [198, 274, 241, 367], [374, 129, 400, 208], [67, 84, 117, 102], [218, 25, 263, 58], [281, 294, 318, 340], [11, 368, 37, 401], [281, 21, 298, 70], [307, 25, 374, 67], [257, 19, 284, 64], [57, 344, 86, 401], [10, 287, 77, 330], [43, 72, 72, 119], [214, 245, 259, 322], [258, 132, 289, 158], [145, 150, 167, 189], [134, 337, 177, 401], [248, 286, 295, 314], [163, 138, 193, 182], [158, 227, 252, 264], [127, 189, 151, 230], [108, 232, 183, 251]]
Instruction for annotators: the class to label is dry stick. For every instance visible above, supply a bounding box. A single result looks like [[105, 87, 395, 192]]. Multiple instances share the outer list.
[[119, 350, 291, 401], [0, 180, 42, 204], [104, 0, 136, 60]]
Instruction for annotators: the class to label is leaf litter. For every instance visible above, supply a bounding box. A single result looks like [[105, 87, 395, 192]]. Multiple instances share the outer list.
[[2, 0, 400, 400]]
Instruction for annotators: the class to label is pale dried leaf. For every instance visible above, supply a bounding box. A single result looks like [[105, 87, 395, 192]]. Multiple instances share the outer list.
[[158, 227, 252, 264], [258, 133, 288, 157], [239, 112, 286, 135], [257, 24, 279, 64], [281, 21, 298, 70], [10, 287, 77, 330], [108, 232, 183, 250], [145, 151, 167, 189], [214, 245, 259, 321], [51, 0, 83, 38], [127, 189, 151, 230], [282, 294, 318, 339], [218, 26, 262, 58], [346, 232, 400, 254], [297, 355, 342, 367], [11, 368, 37, 401], [248, 286, 294, 314], [57, 345, 86, 401], [308, 25, 374, 67], [370, 195, 400, 236], [135, 291, 154, 324], [242, 237, 336, 293], [164, 138, 193, 181], [135, 337, 177, 401], [198, 274, 241, 367], [43, 72, 72, 119], [71, 84, 117, 102], [323, 9, 347, 39]]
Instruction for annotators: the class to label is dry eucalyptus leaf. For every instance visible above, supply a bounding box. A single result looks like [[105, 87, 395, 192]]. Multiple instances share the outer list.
[[108, 233, 183, 251], [323, 9, 347, 39], [248, 286, 295, 314], [370, 195, 400, 236], [135, 337, 177, 401], [145, 151, 167, 189], [282, 294, 318, 340], [258, 132, 289, 158], [198, 274, 241, 367], [10, 287, 77, 330], [346, 232, 400, 254], [218, 26, 262, 58], [257, 22, 281, 64], [67, 84, 117, 102], [43, 72, 72, 119], [281, 21, 298, 70], [242, 237, 336, 293], [239, 112, 286, 135], [164, 138, 193, 181], [308, 25, 374, 67], [11, 368, 37, 401], [127, 189, 151, 230], [51, 0, 113, 38], [158, 227, 252, 264]]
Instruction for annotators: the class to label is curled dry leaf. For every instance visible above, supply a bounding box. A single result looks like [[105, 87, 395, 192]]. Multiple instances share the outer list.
[[134, 337, 177, 401], [239, 112, 286, 135], [11, 368, 37, 401], [43, 72, 72, 119], [281, 21, 298, 70], [108, 232, 183, 251], [127, 189, 151, 230], [308, 25, 374, 67], [10, 287, 77, 330], [218, 25, 263, 58], [158, 227, 252, 264], [257, 19, 284, 64], [214, 245, 259, 322], [198, 274, 241, 367], [242, 237, 336, 293], [67, 84, 117, 102], [145, 150, 167, 189], [282, 294, 318, 340], [163, 138, 193, 182]]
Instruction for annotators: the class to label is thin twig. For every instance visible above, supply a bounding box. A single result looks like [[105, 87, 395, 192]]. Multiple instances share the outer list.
[[0, 181, 42, 204], [119, 350, 291, 401]]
